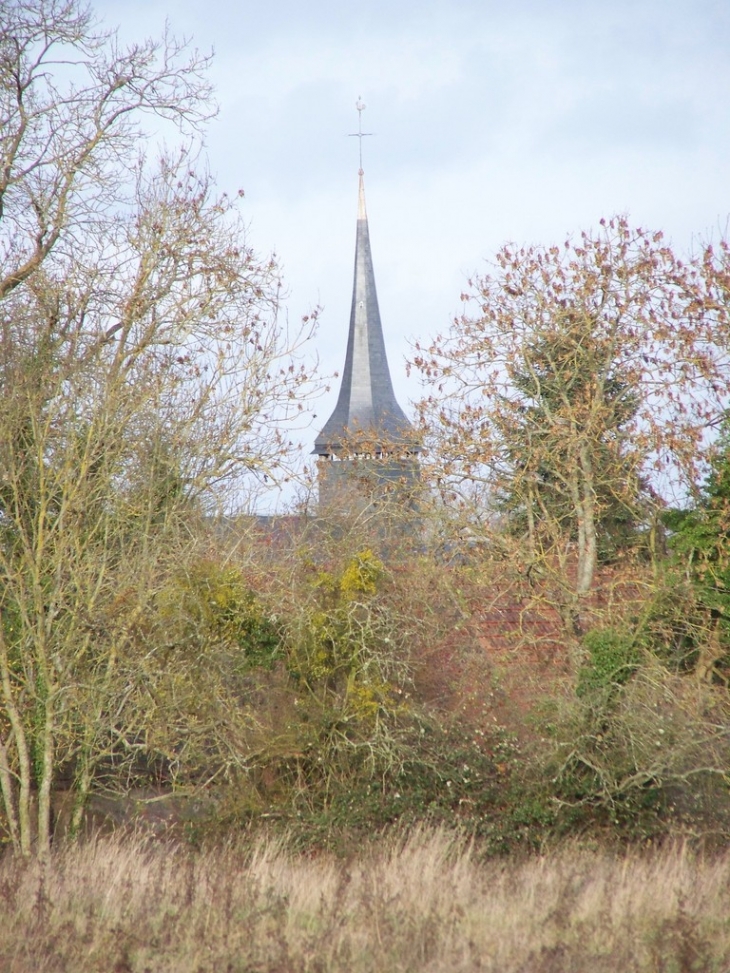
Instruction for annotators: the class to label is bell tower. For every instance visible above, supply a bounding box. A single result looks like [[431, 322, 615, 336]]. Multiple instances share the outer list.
[[313, 102, 419, 512]]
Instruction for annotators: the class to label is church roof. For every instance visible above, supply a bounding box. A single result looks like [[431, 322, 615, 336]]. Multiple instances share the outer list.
[[313, 171, 417, 456]]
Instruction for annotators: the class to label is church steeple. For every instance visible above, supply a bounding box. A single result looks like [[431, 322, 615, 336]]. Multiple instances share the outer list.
[[313, 167, 416, 458]]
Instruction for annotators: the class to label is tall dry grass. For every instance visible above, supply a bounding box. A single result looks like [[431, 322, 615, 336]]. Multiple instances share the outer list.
[[0, 828, 728, 972]]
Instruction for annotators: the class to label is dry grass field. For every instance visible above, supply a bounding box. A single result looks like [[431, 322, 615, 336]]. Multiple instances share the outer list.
[[1, 829, 729, 972]]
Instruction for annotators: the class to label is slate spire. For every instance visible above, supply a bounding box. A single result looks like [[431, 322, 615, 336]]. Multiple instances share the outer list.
[[313, 169, 416, 457]]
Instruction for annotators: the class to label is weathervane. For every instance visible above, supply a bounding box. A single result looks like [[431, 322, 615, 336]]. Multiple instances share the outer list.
[[348, 97, 373, 174]]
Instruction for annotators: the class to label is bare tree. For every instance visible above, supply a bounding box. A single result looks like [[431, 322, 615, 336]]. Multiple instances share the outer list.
[[0, 1, 318, 856], [413, 218, 730, 629]]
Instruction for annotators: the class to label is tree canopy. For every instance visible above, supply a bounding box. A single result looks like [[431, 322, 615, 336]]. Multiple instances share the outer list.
[[0, 0, 318, 857], [414, 217, 730, 613]]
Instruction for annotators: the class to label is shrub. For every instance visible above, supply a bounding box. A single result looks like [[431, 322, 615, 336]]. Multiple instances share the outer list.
[[577, 627, 640, 698]]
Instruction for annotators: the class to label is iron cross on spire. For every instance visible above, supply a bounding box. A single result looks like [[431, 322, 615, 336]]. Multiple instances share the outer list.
[[348, 97, 373, 174]]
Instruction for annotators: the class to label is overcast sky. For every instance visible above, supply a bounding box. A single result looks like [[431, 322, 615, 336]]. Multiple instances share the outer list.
[[97, 0, 730, 508]]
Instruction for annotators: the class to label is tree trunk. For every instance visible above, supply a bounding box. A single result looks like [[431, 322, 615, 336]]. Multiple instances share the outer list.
[[697, 615, 725, 684], [0, 736, 21, 853], [70, 753, 93, 838], [0, 634, 33, 856], [37, 699, 55, 859], [576, 443, 597, 598]]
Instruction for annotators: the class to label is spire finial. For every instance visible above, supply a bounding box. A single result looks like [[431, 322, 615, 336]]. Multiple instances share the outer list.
[[348, 97, 373, 174]]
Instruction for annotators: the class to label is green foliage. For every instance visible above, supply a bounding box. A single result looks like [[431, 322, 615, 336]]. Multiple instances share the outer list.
[[286, 549, 400, 707], [526, 644, 730, 844], [265, 551, 412, 803], [668, 426, 730, 592], [663, 427, 730, 679], [207, 717, 525, 856], [193, 550, 533, 854], [577, 627, 640, 698], [630, 578, 705, 674], [339, 548, 384, 597], [499, 319, 644, 561], [158, 560, 281, 670]]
